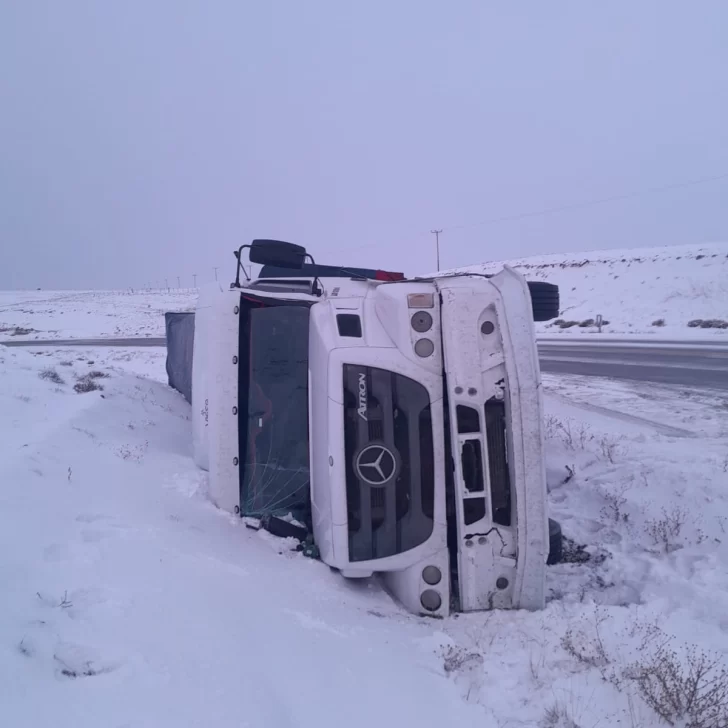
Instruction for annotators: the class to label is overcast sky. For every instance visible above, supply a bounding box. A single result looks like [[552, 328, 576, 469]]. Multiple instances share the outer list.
[[1, 2, 727, 289]]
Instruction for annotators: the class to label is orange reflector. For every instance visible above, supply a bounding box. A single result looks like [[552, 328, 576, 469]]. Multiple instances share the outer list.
[[407, 293, 435, 309]]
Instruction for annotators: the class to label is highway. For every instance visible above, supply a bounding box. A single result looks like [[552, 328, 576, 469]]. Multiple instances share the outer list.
[[538, 338, 728, 389], [3, 336, 728, 390]]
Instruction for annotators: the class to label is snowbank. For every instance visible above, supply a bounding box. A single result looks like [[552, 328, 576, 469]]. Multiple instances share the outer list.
[[3, 343, 728, 726], [0, 347, 478, 727], [447, 242, 728, 337]]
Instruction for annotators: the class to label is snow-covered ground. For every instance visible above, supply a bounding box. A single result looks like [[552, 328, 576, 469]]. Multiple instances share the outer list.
[[2, 242, 727, 343], [446, 241, 728, 337], [0, 290, 196, 342], [3, 339, 728, 726]]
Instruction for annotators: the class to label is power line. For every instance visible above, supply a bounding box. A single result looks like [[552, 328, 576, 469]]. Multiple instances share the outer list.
[[316, 169, 728, 260], [440, 171, 728, 233]]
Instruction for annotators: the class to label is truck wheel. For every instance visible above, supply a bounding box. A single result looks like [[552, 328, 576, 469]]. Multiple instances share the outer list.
[[528, 282, 559, 322], [547, 518, 563, 565]]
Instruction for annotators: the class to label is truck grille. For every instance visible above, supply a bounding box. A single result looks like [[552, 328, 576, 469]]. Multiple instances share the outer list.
[[343, 365, 435, 561]]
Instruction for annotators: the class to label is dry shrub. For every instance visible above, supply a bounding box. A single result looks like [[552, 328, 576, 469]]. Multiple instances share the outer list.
[[39, 368, 64, 385], [441, 645, 483, 674], [87, 370, 110, 379], [645, 506, 687, 553], [626, 643, 728, 727], [74, 375, 104, 394]]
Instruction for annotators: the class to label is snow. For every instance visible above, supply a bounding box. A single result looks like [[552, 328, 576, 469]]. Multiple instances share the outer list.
[[444, 241, 728, 337], [0, 290, 196, 342], [442, 374, 728, 725], [0, 346, 482, 727], [2, 268, 728, 726], [2, 348, 727, 726], [3, 242, 728, 345]]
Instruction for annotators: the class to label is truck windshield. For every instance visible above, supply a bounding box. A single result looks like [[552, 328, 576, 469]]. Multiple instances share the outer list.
[[238, 300, 311, 524]]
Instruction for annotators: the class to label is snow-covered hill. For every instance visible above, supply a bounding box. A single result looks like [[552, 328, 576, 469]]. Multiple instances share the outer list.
[[448, 242, 728, 336], [2, 243, 727, 342], [0, 289, 196, 342], [3, 341, 728, 726]]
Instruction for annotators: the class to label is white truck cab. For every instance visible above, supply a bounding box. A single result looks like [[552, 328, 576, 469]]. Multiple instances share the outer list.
[[182, 240, 558, 617]]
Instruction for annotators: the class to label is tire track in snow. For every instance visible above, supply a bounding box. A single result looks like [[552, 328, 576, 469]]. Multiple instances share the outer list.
[[546, 391, 696, 438]]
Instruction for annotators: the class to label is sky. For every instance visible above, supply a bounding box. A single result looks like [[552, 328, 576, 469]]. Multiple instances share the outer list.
[[1, 1, 727, 290]]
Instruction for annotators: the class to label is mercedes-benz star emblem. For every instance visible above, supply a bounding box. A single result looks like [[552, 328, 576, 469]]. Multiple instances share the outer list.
[[355, 444, 398, 486]]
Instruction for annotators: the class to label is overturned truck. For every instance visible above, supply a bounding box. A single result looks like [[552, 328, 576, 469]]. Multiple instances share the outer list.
[[166, 240, 560, 617]]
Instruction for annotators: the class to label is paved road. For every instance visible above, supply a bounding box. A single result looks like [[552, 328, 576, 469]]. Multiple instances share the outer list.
[[538, 340, 728, 389], [3, 336, 728, 390]]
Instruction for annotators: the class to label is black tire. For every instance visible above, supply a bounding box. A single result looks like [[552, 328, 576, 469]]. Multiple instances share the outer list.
[[547, 518, 563, 565], [528, 281, 560, 322]]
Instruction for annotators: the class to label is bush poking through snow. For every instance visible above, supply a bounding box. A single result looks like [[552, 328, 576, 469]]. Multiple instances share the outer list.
[[441, 645, 484, 675], [39, 368, 65, 385], [601, 485, 630, 523], [114, 442, 149, 463], [54, 656, 113, 680], [541, 703, 581, 728], [560, 537, 592, 564], [74, 375, 104, 394], [597, 435, 622, 464], [688, 319, 728, 329], [652, 318, 666, 327], [87, 370, 110, 379], [560, 611, 728, 726], [561, 609, 612, 670], [626, 644, 728, 727], [547, 417, 595, 451], [551, 318, 610, 329], [544, 415, 561, 440], [645, 506, 687, 553]]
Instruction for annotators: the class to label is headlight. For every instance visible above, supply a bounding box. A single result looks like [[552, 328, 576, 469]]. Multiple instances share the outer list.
[[422, 565, 442, 585], [411, 311, 433, 333], [420, 589, 442, 612], [414, 338, 435, 358]]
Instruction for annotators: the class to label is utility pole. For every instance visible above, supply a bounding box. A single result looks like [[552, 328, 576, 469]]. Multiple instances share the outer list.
[[193, 274, 197, 289], [177, 276, 181, 288], [431, 229, 443, 272], [165, 278, 169, 291], [213, 267, 219, 282]]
